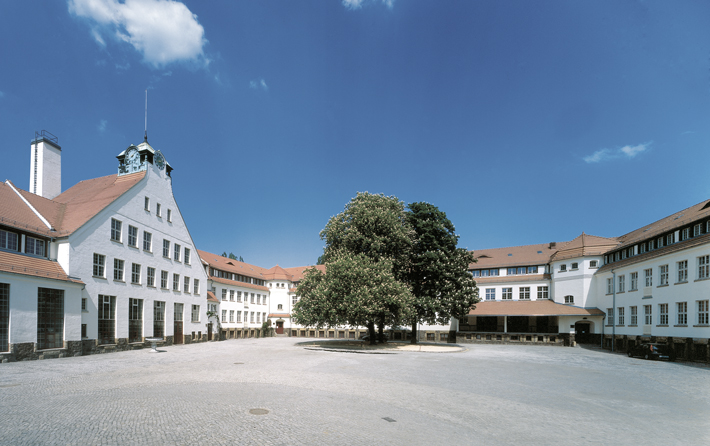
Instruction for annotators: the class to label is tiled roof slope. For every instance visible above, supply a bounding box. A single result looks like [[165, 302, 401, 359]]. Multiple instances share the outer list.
[[550, 233, 619, 262], [262, 265, 292, 281], [614, 198, 710, 249], [210, 276, 269, 292], [284, 265, 326, 282], [467, 300, 604, 316], [207, 291, 219, 303], [0, 251, 83, 284], [197, 249, 268, 280], [10, 172, 146, 235], [0, 181, 52, 235], [474, 274, 551, 285], [598, 232, 710, 273], [470, 243, 558, 269]]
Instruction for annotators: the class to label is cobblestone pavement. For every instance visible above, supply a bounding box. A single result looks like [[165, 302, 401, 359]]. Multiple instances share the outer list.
[[1, 338, 708, 446]]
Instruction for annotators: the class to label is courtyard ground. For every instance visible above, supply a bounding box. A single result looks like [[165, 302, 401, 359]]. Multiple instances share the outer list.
[[0, 337, 708, 445]]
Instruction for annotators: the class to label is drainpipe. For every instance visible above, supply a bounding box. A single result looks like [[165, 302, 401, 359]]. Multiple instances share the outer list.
[[612, 270, 616, 353]]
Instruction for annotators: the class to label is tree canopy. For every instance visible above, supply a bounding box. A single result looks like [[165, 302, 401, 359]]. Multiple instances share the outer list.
[[294, 193, 478, 344]]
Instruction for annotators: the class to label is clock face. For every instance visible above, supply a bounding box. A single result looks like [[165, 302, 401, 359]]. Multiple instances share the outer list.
[[155, 151, 165, 170], [126, 148, 139, 164]]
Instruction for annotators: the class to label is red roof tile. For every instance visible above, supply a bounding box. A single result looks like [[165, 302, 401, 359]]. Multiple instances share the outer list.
[[0, 251, 83, 284], [467, 300, 604, 317]]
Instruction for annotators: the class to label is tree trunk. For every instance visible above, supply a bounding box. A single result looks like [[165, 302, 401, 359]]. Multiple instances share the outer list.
[[377, 320, 385, 344], [411, 322, 418, 344], [368, 322, 376, 345]]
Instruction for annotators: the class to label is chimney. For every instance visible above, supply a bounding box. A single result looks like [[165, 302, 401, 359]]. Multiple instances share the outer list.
[[29, 130, 61, 199], [549, 242, 557, 249]]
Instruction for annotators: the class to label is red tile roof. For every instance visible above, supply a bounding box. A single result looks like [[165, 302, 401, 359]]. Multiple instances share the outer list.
[[550, 233, 619, 262], [0, 251, 83, 284], [209, 276, 269, 292], [207, 291, 219, 303], [262, 264, 291, 281], [283, 264, 325, 282], [197, 249, 268, 280], [0, 181, 53, 235], [467, 300, 604, 317], [470, 243, 558, 269], [268, 313, 291, 319]]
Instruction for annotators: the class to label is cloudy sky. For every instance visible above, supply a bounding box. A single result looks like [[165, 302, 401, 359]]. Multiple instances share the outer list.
[[1, 1, 709, 268]]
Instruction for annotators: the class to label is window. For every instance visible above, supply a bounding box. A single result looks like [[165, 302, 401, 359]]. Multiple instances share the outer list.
[[507, 268, 516, 275], [163, 239, 170, 257], [237, 311, 242, 323], [659, 265, 668, 286], [229, 310, 234, 323], [110, 218, 122, 242], [618, 307, 625, 325], [230, 290, 235, 301], [694, 223, 702, 237], [251, 293, 255, 304], [191, 305, 200, 322], [607, 278, 613, 294], [657, 237, 664, 249], [81, 297, 87, 311], [677, 302, 687, 325], [564, 295, 574, 304], [277, 304, 283, 310], [174, 243, 181, 262], [147, 267, 155, 287], [154, 301, 165, 338], [560, 264, 567, 272], [644, 269, 652, 287], [699, 300, 709, 325], [128, 225, 138, 247], [666, 233, 674, 246], [681, 228, 690, 241], [485, 288, 495, 300], [678, 260, 688, 283], [257, 313, 261, 323], [630, 306, 637, 325], [81, 324, 87, 338], [0, 283, 9, 352], [167, 209, 172, 222], [257, 294, 261, 305], [184, 276, 190, 293], [644, 305, 652, 325], [221, 289, 227, 301], [250, 312, 255, 323], [607, 308, 614, 326], [36, 288, 64, 350], [698, 255, 709, 280], [131, 263, 141, 284], [640, 243, 647, 254], [502, 288, 512, 300], [25, 236, 45, 256], [590, 260, 598, 268], [630, 272, 638, 290], [129, 298, 143, 343], [173, 273, 180, 291], [292, 294, 298, 306], [184, 248, 191, 265], [0, 229, 19, 251], [237, 291, 242, 302], [157, 203, 161, 217], [221, 310, 227, 323], [571, 262, 578, 270], [93, 253, 106, 277], [659, 303, 668, 325], [537, 286, 548, 299], [98, 295, 116, 344], [193, 279, 199, 295], [519, 287, 530, 300], [618, 275, 625, 293], [527, 266, 538, 274], [145, 196, 150, 211], [160, 270, 168, 289], [112, 258, 124, 281], [143, 231, 152, 251]]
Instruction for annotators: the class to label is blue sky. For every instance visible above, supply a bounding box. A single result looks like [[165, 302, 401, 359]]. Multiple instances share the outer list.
[[1, 0, 709, 268]]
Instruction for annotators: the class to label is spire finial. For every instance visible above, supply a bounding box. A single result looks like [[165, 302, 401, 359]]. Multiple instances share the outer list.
[[144, 89, 148, 142]]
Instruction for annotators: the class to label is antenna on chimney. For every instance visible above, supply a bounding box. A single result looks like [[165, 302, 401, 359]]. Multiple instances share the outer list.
[[144, 89, 148, 142]]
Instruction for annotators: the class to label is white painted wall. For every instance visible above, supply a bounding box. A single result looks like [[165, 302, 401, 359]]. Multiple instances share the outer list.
[[30, 139, 62, 200]]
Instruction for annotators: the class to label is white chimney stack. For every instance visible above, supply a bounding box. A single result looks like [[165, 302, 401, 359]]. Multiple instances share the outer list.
[[29, 130, 61, 200]]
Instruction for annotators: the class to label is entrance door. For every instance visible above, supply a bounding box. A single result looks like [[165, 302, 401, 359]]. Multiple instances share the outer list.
[[207, 323, 213, 341], [574, 322, 592, 344], [174, 303, 183, 344], [276, 321, 284, 334]]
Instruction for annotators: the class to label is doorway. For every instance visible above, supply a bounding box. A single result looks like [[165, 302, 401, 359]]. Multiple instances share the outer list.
[[574, 321, 593, 344], [276, 320, 284, 335]]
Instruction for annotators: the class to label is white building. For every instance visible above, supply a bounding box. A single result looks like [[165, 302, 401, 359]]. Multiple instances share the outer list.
[[1, 133, 208, 361]]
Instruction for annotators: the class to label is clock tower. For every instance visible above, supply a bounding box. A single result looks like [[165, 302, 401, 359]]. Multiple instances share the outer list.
[[116, 141, 172, 178]]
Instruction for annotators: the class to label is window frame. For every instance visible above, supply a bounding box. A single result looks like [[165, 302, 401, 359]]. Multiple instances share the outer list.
[[110, 218, 122, 242]]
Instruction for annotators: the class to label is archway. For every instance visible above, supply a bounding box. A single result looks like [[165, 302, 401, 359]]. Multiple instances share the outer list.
[[574, 321, 594, 344]]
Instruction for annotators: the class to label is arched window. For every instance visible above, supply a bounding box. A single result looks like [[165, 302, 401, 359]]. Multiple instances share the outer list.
[[564, 295, 574, 304], [277, 304, 283, 310]]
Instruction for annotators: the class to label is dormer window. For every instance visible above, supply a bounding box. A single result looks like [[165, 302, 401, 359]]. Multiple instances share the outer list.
[[25, 236, 45, 256], [0, 229, 19, 251]]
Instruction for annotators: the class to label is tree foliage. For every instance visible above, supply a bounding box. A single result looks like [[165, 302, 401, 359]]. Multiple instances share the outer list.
[[406, 203, 479, 341]]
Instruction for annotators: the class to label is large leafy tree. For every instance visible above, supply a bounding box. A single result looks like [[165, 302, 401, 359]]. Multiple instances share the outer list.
[[292, 252, 414, 344], [296, 193, 415, 344], [405, 202, 479, 343]]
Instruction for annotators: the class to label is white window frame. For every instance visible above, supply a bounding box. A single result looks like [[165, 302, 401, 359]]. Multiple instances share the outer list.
[[659, 265, 669, 286], [677, 302, 687, 325], [113, 258, 124, 281], [630, 306, 637, 325], [131, 263, 141, 285], [93, 253, 106, 277], [677, 260, 688, 283], [659, 303, 668, 325], [110, 218, 122, 242], [143, 231, 152, 252], [128, 225, 138, 247]]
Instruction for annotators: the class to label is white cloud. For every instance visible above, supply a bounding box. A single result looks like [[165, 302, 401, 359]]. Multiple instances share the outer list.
[[0, 91, 5, 98], [69, 0, 208, 68], [342, 0, 394, 10], [250, 78, 268, 91], [98, 119, 107, 132], [583, 142, 651, 164], [115, 62, 130, 70]]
